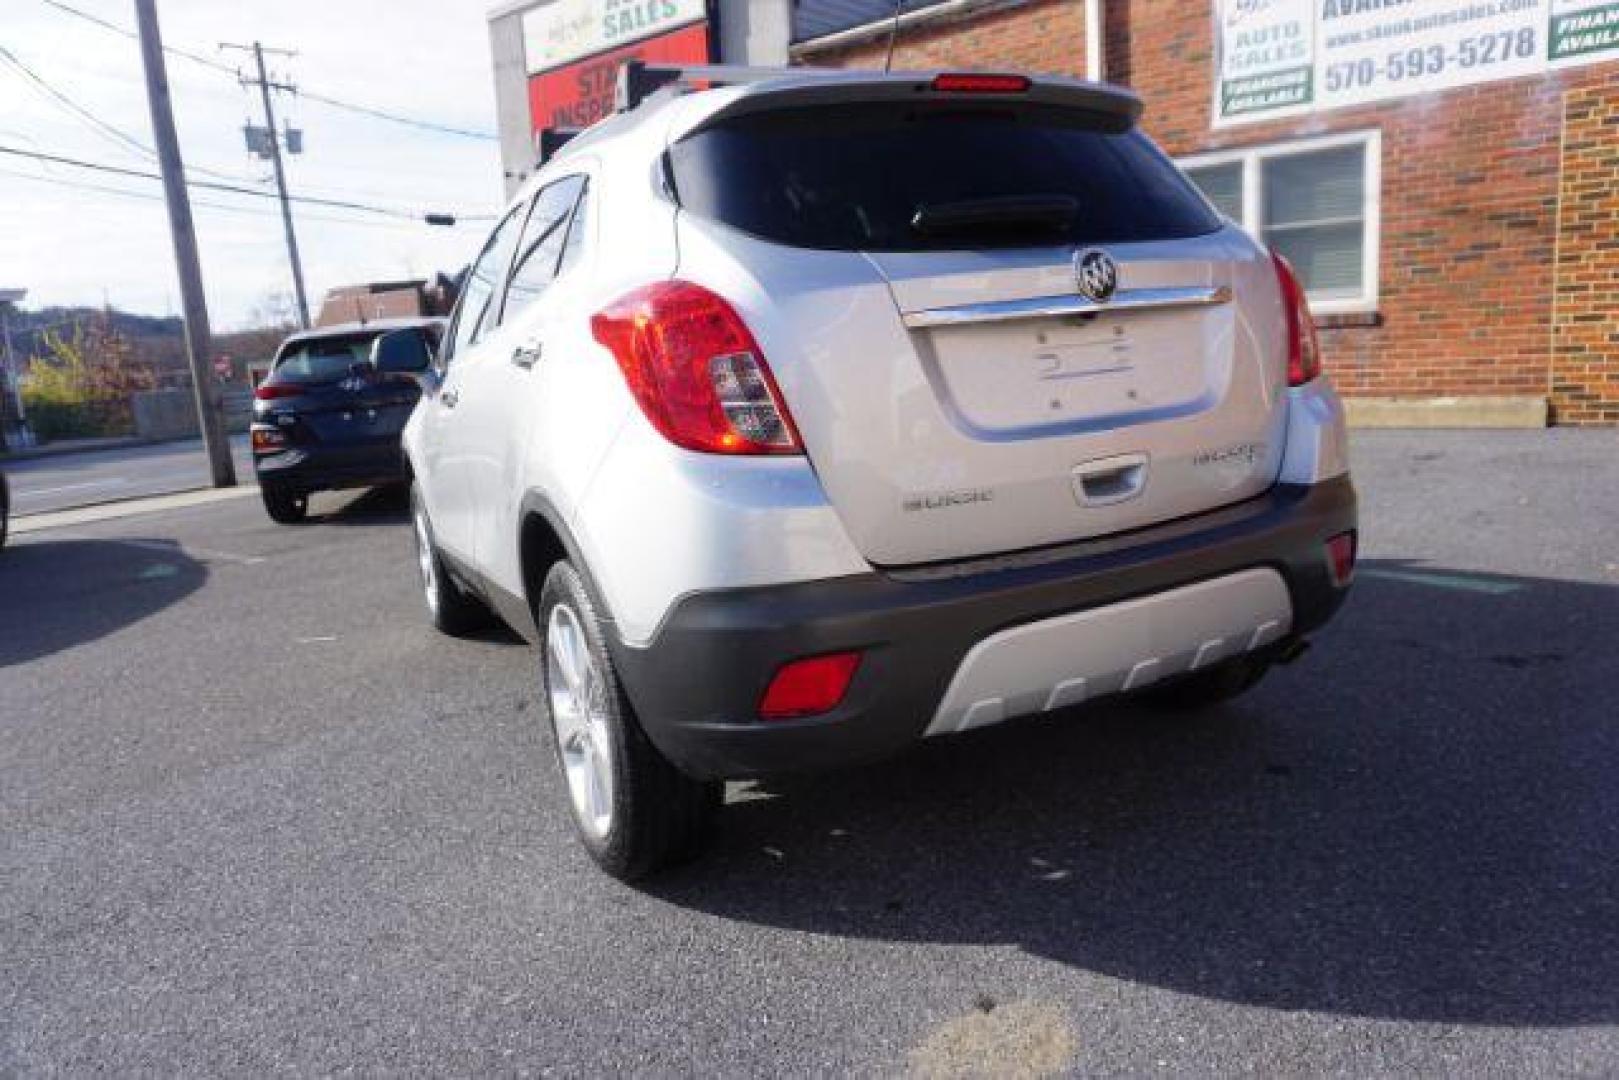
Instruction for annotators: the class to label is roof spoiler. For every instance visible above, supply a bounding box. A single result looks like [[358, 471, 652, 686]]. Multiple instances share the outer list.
[[535, 126, 583, 166], [615, 61, 847, 112], [612, 60, 1142, 126]]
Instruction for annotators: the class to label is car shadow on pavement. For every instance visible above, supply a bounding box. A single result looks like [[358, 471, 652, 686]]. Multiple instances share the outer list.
[[652, 559, 1618, 1027], [314, 485, 411, 525], [0, 538, 207, 668]]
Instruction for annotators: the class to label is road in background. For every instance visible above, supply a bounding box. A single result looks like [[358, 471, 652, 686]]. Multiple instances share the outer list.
[[2, 432, 1616, 1074], [2, 435, 253, 516]]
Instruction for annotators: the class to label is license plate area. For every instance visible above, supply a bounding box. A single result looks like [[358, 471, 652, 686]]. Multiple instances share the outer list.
[[915, 307, 1224, 436]]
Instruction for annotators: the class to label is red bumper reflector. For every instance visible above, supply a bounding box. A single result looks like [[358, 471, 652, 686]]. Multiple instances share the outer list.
[[930, 73, 1031, 94], [759, 651, 862, 720], [1326, 531, 1357, 587]]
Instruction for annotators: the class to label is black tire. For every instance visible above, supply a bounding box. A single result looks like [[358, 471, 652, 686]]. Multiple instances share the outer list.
[[1143, 654, 1271, 710], [260, 482, 308, 525], [538, 560, 720, 881], [410, 483, 491, 635]]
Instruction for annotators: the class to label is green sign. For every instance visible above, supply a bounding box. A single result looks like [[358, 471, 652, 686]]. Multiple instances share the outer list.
[[1551, 0, 1619, 61]]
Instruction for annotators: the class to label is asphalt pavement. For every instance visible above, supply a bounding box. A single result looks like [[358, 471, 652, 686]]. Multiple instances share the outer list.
[[2, 430, 1616, 1074], [3, 436, 253, 516]]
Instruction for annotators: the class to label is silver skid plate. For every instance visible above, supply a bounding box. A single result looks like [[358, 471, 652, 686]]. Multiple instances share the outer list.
[[924, 568, 1292, 736]]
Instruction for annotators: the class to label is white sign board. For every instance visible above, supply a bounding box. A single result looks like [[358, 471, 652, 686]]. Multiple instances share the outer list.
[[521, 0, 707, 75], [1215, 0, 1619, 126], [1217, 0, 1317, 122]]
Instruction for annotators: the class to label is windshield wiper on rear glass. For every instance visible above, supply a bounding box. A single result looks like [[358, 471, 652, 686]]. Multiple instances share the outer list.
[[910, 194, 1078, 238]]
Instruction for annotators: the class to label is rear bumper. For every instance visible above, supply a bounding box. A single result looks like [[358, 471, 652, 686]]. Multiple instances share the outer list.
[[253, 439, 407, 492], [609, 476, 1358, 780]]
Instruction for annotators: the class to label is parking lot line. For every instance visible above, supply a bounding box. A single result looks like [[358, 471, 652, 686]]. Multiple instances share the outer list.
[[1357, 568, 1523, 595]]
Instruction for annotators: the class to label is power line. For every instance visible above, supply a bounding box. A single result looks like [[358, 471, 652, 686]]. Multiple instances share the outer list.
[[39, 0, 244, 77], [0, 43, 262, 186], [0, 55, 485, 215], [37, 0, 497, 140], [0, 165, 473, 232], [0, 143, 490, 223], [295, 90, 498, 141], [0, 45, 154, 161]]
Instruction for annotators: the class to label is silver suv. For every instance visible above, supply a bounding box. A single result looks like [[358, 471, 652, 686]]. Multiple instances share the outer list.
[[397, 66, 1358, 880]]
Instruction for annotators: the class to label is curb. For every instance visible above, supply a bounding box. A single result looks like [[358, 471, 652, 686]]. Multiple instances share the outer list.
[[12, 485, 260, 534], [0, 436, 160, 463]]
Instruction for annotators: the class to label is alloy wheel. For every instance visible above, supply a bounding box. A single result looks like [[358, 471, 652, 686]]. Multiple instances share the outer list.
[[546, 602, 616, 839]]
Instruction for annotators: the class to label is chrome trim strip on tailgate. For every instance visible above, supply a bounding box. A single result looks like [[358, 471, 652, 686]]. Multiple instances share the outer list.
[[901, 285, 1232, 330]]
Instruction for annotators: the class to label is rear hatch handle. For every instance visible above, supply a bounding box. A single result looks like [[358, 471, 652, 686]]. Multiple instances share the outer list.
[[1073, 453, 1149, 507], [902, 285, 1230, 331]]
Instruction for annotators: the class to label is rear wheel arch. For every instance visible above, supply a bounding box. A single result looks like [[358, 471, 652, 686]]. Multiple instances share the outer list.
[[518, 492, 601, 621]]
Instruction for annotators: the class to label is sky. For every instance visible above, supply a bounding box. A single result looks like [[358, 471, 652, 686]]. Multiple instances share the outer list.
[[0, 0, 507, 328]]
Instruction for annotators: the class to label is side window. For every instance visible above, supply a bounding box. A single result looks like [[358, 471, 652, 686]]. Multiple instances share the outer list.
[[500, 175, 585, 324], [558, 184, 589, 276], [444, 202, 526, 363]]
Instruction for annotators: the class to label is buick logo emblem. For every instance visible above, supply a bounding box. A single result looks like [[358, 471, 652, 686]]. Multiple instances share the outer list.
[[1074, 249, 1119, 303]]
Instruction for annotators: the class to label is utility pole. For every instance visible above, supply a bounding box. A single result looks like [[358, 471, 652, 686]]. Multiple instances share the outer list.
[[0, 289, 27, 452], [226, 41, 310, 329], [134, 0, 235, 488]]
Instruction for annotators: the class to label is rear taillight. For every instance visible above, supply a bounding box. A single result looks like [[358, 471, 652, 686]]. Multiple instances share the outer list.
[[590, 281, 802, 455], [759, 651, 862, 720], [1271, 252, 1322, 387], [250, 424, 287, 455], [930, 73, 1031, 94], [254, 382, 302, 400]]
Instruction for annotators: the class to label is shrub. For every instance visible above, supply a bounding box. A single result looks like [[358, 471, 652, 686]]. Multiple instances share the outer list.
[[20, 319, 157, 441]]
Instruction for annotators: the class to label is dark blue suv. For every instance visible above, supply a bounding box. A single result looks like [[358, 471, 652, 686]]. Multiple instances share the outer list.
[[251, 318, 442, 524]]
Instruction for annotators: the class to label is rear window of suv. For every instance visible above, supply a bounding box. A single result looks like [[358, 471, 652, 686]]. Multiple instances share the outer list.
[[668, 102, 1221, 252], [271, 334, 380, 384]]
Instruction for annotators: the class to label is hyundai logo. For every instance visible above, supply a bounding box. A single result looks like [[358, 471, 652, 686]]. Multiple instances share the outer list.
[[1074, 249, 1119, 303]]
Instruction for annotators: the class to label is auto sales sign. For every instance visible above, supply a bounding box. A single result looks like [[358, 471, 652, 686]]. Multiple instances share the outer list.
[[521, 0, 709, 138], [522, 0, 706, 74], [1214, 0, 1619, 126]]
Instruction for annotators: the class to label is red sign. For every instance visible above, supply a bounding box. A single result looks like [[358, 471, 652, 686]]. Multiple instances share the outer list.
[[527, 22, 709, 135]]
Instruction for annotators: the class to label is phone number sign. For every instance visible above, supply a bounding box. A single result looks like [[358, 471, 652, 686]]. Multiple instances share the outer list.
[[1215, 0, 1619, 126]]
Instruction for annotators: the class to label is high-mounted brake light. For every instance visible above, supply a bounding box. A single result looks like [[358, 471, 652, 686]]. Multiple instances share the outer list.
[[930, 73, 1031, 94], [760, 651, 862, 720], [590, 281, 802, 455], [1271, 251, 1322, 387], [254, 382, 303, 400]]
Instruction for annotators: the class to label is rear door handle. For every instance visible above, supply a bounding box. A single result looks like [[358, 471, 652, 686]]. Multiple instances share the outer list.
[[511, 341, 543, 369], [440, 387, 459, 408]]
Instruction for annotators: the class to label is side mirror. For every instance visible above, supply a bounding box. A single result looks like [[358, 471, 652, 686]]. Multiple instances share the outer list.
[[371, 328, 433, 375]]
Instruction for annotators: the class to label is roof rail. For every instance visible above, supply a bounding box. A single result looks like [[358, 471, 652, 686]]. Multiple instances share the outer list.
[[614, 60, 845, 113]]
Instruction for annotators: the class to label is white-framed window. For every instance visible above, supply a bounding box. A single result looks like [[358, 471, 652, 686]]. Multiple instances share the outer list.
[[1180, 130, 1381, 316]]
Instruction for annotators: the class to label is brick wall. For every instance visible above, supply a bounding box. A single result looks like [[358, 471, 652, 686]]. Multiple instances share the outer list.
[[1106, 0, 1607, 408], [795, 0, 1619, 422], [1551, 71, 1619, 425], [793, 0, 1086, 74]]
